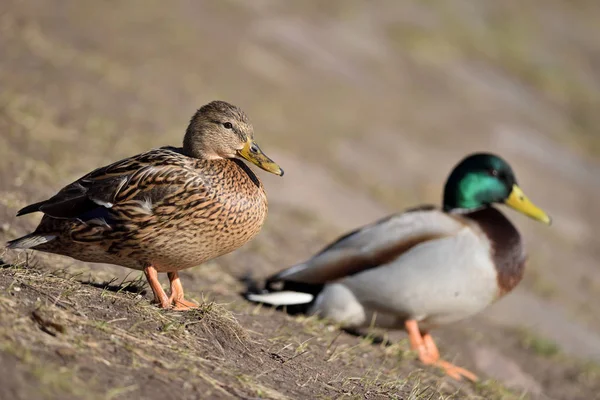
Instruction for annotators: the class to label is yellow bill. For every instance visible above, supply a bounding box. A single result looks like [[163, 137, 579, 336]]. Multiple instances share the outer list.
[[237, 138, 284, 176], [504, 184, 551, 225]]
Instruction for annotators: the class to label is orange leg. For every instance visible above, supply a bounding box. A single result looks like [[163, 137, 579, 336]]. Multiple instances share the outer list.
[[143, 266, 171, 309], [405, 320, 478, 382], [167, 272, 198, 311]]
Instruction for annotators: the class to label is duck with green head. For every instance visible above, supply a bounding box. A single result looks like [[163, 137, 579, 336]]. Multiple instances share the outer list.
[[245, 152, 551, 382]]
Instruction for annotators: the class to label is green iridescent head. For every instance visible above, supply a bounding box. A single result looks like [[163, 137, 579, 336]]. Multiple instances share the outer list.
[[443, 153, 551, 224]]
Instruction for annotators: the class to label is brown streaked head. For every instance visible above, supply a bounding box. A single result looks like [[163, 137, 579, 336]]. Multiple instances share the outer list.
[[183, 100, 283, 176]]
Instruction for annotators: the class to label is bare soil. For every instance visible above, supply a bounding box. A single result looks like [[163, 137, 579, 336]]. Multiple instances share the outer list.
[[2, 1, 600, 399]]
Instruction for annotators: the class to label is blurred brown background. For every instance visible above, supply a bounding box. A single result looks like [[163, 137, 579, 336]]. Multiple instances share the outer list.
[[1, 1, 600, 399]]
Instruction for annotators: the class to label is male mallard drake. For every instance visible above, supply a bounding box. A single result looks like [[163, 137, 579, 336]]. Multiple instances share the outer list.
[[8, 100, 283, 310], [245, 153, 550, 381]]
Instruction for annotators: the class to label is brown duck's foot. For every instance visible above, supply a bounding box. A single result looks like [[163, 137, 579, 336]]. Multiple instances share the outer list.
[[168, 271, 199, 311], [172, 298, 199, 311], [144, 265, 171, 309], [405, 320, 478, 382]]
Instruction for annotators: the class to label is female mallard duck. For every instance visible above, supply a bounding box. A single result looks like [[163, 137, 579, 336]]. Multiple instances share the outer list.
[[246, 153, 550, 381], [7, 100, 283, 310]]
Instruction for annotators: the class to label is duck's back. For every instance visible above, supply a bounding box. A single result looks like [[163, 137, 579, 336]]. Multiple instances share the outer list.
[[24, 148, 268, 271]]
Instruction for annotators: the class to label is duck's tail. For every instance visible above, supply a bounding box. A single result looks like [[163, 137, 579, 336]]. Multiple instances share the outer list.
[[241, 271, 323, 315], [6, 233, 56, 249], [245, 290, 315, 307]]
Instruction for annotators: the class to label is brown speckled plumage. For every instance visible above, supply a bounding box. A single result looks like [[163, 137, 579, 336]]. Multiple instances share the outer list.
[[8, 100, 283, 309], [28, 149, 268, 271]]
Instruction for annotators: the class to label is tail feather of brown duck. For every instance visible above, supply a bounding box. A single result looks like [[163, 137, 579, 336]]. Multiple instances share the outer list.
[[6, 233, 56, 249], [16, 200, 48, 216]]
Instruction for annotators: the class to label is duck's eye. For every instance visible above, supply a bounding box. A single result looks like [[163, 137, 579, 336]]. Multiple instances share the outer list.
[[489, 169, 499, 177], [223, 122, 233, 129]]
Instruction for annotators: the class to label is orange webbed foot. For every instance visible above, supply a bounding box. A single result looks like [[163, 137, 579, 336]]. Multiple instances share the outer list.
[[171, 298, 199, 311], [405, 320, 478, 382], [144, 266, 171, 309], [167, 271, 198, 311], [434, 359, 478, 382]]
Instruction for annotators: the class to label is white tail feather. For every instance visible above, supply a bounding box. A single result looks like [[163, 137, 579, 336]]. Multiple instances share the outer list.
[[246, 291, 314, 306], [6, 234, 56, 249]]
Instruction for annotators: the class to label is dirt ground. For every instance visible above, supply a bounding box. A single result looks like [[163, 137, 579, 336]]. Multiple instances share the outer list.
[[1, 1, 600, 399]]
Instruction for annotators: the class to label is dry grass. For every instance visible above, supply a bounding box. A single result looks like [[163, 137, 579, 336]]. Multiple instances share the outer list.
[[0, 262, 528, 399]]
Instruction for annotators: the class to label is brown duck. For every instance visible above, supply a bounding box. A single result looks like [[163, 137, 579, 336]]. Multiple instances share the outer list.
[[8, 101, 283, 310]]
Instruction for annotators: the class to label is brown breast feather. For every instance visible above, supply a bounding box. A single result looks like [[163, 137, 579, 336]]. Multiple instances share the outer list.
[[465, 207, 526, 297]]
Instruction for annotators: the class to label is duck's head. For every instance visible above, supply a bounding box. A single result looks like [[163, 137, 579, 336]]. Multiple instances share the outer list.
[[183, 100, 284, 176], [443, 153, 551, 224]]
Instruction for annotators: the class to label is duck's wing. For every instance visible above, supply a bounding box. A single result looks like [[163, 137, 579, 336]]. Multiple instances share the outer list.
[[267, 206, 466, 286], [16, 147, 192, 219]]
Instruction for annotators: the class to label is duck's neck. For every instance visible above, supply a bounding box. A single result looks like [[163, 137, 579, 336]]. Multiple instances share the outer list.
[[464, 207, 526, 297], [230, 158, 263, 189]]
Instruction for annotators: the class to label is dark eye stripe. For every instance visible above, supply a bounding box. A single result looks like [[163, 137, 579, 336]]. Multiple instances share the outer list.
[[211, 119, 248, 140]]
